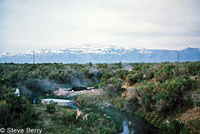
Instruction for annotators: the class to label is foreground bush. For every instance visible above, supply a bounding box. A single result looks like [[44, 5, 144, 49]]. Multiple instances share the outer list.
[[0, 86, 36, 128], [46, 101, 57, 114], [136, 75, 194, 114]]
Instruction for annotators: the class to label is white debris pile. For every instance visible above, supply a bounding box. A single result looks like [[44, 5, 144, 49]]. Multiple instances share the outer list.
[[54, 88, 102, 97], [53, 88, 68, 96]]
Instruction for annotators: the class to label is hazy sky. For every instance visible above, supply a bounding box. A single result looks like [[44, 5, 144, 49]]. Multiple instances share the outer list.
[[0, 0, 200, 53]]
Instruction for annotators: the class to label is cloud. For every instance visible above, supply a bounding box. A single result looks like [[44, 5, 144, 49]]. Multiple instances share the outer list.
[[0, 0, 200, 53]]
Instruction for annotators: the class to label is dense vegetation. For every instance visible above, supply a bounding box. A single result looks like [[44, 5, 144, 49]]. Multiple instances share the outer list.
[[38, 101, 117, 134], [0, 62, 200, 133], [99, 62, 200, 134], [0, 63, 101, 97], [0, 86, 37, 128]]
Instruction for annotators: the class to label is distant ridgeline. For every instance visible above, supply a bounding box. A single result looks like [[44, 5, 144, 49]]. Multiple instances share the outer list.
[[0, 47, 199, 63]]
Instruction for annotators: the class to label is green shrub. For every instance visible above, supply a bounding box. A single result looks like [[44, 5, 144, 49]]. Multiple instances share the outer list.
[[46, 101, 57, 113], [111, 98, 128, 110], [159, 118, 184, 134], [55, 109, 117, 134], [182, 120, 200, 134], [0, 87, 36, 128], [0, 100, 11, 127], [61, 110, 77, 125], [103, 78, 124, 98], [136, 75, 194, 114], [145, 70, 154, 79], [116, 69, 129, 80], [126, 71, 143, 85]]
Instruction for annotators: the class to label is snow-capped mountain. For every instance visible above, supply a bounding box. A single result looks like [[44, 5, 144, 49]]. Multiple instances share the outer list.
[[0, 46, 199, 63]]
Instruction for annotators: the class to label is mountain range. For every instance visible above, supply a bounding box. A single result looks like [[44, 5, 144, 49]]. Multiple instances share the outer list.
[[0, 46, 199, 63]]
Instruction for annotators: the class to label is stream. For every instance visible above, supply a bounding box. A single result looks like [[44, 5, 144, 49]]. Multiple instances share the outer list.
[[96, 106, 156, 134], [42, 97, 156, 134], [50, 87, 156, 134]]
